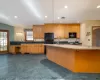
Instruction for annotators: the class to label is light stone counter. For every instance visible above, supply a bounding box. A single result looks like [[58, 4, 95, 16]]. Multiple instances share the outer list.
[[44, 44, 100, 50]]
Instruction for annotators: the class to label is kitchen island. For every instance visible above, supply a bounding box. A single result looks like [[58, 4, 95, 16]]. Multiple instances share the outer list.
[[45, 44, 100, 73]]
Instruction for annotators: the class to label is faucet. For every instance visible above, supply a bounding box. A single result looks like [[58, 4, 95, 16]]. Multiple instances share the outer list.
[[56, 38, 60, 44], [57, 41, 59, 44]]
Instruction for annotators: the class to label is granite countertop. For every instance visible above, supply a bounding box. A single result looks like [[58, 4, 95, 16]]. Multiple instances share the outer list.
[[10, 41, 44, 45], [10, 41, 81, 45], [44, 44, 100, 50]]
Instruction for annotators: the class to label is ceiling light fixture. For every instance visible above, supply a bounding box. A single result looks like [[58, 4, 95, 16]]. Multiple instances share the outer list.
[[14, 16, 18, 18], [58, 17, 60, 19], [97, 5, 100, 8], [64, 6, 68, 8], [45, 16, 47, 18]]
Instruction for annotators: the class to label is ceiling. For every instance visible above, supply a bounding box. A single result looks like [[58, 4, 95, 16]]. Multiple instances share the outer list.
[[0, 0, 100, 26]]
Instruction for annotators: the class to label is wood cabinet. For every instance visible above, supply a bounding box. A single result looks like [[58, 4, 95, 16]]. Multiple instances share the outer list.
[[9, 45, 21, 54], [33, 24, 80, 39], [46, 45, 100, 73], [33, 25, 44, 39], [31, 44, 38, 53], [9, 46, 15, 54], [20, 44, 27, 54], [38, 44, 44, 53], [44, 24, 55, 33], [20, 44, 44, 54], [64, 24, 80, 38], [10, 44, 44, 54]]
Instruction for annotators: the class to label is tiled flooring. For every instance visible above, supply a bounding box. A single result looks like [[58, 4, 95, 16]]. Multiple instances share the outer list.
[[0, 54, 100, 80]]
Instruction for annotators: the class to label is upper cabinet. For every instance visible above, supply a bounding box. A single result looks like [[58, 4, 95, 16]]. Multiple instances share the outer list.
[[33, 25, 44, 39], [33, 24, 80, 39], [64, 24, 80, 38]]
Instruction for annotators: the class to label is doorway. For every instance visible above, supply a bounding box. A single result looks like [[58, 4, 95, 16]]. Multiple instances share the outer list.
[[92, 26, 100, 46], [0, 30, 9, 53]]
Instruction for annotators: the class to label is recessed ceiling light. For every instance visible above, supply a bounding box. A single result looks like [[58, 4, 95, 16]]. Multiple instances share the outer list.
[[14, 16, 18, 18], [58, 17, 60, 19], [97, 5, 100, 8], [45, 16, 47, 18], [64, 6, 68, 8]]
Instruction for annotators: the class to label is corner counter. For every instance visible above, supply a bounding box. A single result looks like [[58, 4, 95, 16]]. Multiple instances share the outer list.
[[45, 44, 100, 73]]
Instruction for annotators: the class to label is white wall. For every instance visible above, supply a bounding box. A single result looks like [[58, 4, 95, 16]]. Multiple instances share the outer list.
[[80, 20, 100, 46], [14, 25, 32, 41], [14, 27, 25, 41], [80, 23, 86, 44]]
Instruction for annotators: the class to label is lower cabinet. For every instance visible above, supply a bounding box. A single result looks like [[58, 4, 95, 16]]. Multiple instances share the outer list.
[[9, 46, 15, 54], [9, 45, 21, 54], [9, 44, 44, 54], [21, 44, 44, 54], [20, 44, 27, 54]]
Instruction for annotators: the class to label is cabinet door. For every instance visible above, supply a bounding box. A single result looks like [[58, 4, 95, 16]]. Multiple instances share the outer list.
[[9, 46, 12, 53], [9, 46, 16, 54], [36, 44, 39, 53], [21, 45, 24, 54], [31, 44, 38, 53], [27, 44, 31, 53], [30, 45, 34, 53], [64, 26, 69, 38], [21, 44, 27, 54], [33, 26, 44, 39], [23, 45, 27, 53], [38, 44, 44, 54], [29, 44, 34, 53], [33, 26, 37, 39], [38, 44, 41, 53], [41, 45, 44, 54]]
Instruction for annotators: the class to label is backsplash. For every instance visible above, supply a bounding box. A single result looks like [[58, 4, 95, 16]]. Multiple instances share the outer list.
[[35, 38, 80, 42]]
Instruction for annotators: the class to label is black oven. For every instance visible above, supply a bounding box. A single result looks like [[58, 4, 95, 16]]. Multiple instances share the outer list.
[[44, 33, 54, 54]]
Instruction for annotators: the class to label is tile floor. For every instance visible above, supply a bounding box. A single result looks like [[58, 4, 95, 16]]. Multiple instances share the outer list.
[[0, 54, 100, 80]]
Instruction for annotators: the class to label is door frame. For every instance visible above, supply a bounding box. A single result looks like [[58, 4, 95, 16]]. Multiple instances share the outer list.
[[0, 30, 9, 53]]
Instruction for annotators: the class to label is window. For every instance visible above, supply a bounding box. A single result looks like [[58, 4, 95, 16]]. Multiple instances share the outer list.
[[25, 30, 33, 41]]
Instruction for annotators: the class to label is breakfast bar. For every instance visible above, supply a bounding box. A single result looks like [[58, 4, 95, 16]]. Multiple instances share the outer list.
[[45, 44, 100, 73]]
